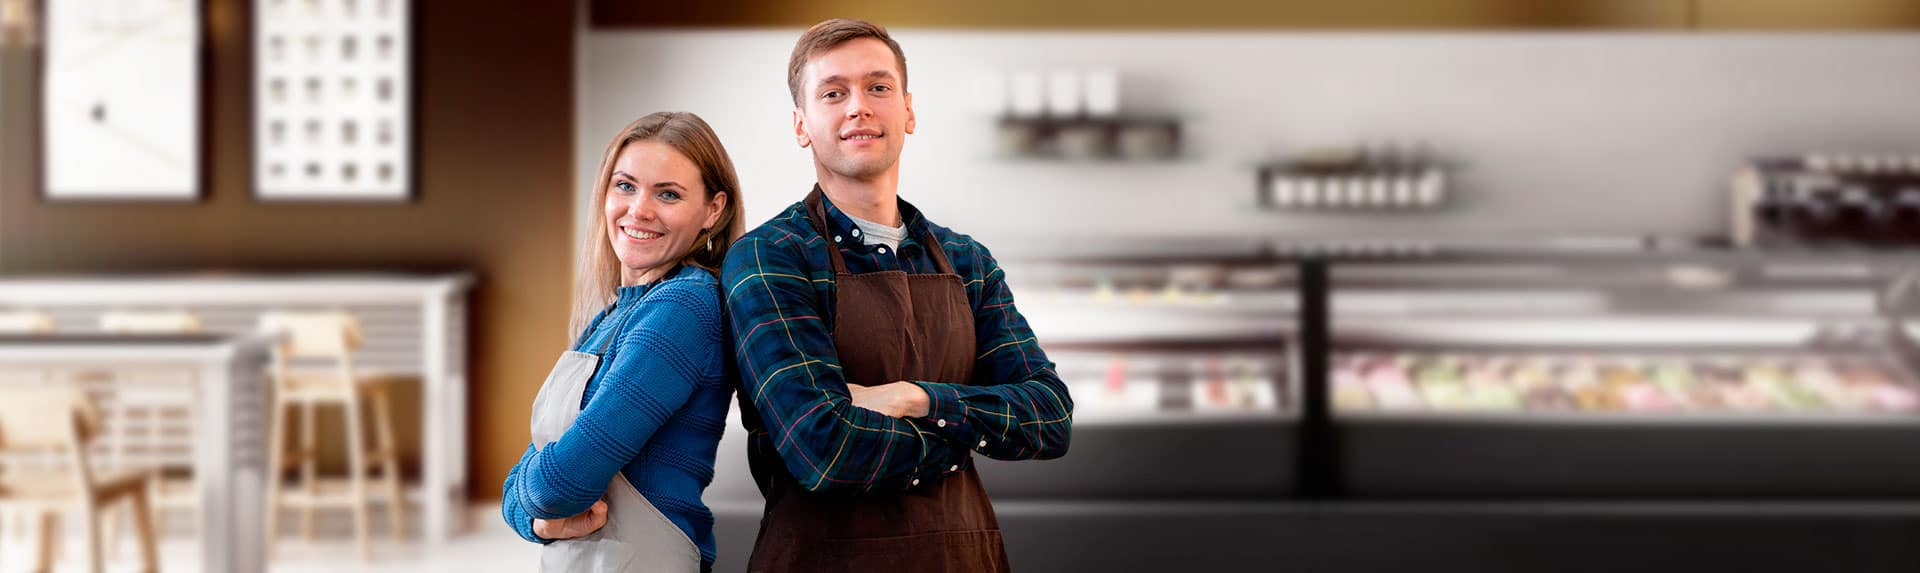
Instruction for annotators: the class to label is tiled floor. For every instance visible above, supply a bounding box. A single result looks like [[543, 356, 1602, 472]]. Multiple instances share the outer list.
[[1, 505, 541, 573]]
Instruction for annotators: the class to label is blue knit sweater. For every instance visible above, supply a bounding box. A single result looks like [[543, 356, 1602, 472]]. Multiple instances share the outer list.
[[501, 265, 731, 566]]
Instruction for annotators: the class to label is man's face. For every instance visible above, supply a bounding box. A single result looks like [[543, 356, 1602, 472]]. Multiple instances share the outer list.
[[793, 38, 915, 181]]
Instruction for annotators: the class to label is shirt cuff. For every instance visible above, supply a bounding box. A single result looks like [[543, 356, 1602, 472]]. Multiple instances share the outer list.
[[899, 417, 974, 492], [911, 381, 971, 444]]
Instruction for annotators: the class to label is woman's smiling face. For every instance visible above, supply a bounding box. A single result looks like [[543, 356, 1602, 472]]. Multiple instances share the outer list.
[[604, 140, 726, 286]]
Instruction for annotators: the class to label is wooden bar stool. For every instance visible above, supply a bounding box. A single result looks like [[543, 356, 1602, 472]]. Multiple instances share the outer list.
[[0, 387, 160, 573], [259, 312, 406, 561], [99, 310, 207, 542]]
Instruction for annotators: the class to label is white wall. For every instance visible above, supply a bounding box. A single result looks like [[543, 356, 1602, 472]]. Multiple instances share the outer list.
[[577, 31, 1920, 253]]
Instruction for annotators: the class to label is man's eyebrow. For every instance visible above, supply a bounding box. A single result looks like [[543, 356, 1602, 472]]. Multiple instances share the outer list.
[[816, 70, 897, 87]]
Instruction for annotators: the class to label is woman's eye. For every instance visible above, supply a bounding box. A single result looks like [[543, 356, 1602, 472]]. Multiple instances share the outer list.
[[658, 190, 681, 202], [614, 181, 634, 193]]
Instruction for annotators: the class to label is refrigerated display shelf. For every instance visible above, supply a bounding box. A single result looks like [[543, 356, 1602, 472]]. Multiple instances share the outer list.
[[1330, 331, 1920, 497], [1331, 350, 1920, 418]]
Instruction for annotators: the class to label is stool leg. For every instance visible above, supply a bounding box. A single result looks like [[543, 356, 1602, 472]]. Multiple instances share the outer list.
[[264, 399, 288, 560], [104, 390, 132, 561], [147, 472, 163, 542], [32, 511, 59, 573], [371, 385, 406, 540], [187, 383, 204, 538], [83, 503, 104, 573], [299, 401, 318, 542], [144, 402, 164, 537], [102, 498, 125, 562], [345, 398, 372, 560], [131, 487, 160, 573]]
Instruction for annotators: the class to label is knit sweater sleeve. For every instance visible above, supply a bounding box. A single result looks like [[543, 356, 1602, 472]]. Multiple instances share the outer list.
[[507, 281, 723, 522], [501, 443, 550, 543]]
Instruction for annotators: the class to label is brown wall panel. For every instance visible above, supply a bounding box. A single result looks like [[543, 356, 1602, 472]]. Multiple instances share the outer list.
[[1697, 0, 1920, 30], [592, 0, 1691, 30], [0, 0, 578, 500]]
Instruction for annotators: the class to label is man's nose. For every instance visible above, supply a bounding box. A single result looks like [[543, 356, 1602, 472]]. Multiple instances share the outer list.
[[845, 92, 873, 119]]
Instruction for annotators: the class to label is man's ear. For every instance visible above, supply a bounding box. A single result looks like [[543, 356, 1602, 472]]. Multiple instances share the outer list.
[[904, 92, 915, 135], [793, 108, 812, 148]]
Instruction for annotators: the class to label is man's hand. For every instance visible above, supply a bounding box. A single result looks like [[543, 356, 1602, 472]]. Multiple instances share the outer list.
[[848, 381, 931, 418], [533, 500, 608, 540]]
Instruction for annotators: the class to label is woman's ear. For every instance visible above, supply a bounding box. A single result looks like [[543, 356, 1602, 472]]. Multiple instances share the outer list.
[[703, 191, 729, 230]]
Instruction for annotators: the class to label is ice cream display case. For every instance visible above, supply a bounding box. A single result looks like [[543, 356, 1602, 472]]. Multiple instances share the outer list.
[[974, 246, 1301, 499], [1326, 253, 1920, 497]]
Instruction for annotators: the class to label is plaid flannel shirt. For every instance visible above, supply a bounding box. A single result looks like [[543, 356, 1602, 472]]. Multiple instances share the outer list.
[[721, 192, 1073, 495]]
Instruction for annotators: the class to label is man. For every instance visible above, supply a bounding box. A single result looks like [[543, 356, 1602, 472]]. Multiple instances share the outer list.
[[721, 18, 1073, 572]]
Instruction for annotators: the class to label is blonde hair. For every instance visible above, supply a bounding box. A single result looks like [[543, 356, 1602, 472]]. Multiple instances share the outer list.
[[570, 112, 745, 343]]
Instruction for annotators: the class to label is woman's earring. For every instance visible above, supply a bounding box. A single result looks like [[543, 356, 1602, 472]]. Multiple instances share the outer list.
[[706, 238, 714, 251]]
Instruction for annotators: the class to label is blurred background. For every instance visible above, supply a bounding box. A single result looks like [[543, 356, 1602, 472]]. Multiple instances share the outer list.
[[4, 0, 1920, 571]]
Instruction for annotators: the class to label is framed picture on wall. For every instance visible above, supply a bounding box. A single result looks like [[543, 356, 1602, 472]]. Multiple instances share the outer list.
[[253, 0, 413, 202], [41, 0, 203, 201]]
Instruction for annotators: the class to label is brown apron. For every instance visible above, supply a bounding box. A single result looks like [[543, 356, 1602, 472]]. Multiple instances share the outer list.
[[744, 187, 1009, 572]]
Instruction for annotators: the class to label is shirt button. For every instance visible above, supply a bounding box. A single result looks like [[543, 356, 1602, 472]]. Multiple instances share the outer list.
[[977, 439, 988, 449], [878, 246, 889, 254], [910, 478, 920, 487], [936, 419, 947, 428], [949, 464, 959, 472], [833, 235, 842, 243], [852, 228, 861, 237]]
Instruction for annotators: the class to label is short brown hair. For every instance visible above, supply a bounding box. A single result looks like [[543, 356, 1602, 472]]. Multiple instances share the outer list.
[[787, 19, 908, 105]]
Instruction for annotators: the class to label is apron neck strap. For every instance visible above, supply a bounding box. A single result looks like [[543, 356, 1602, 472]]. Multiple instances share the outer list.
[[594, 309, 624, 355], [804, 186, 852, 274], [805, 185, 961, 276], [920, 228, 957, 275]]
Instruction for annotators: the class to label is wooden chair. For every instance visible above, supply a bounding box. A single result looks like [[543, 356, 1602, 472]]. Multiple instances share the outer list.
[[259, 312, 406, 561], [0, 309, 62, 569], [0, 387, 159, 573], [99, 310, 207, 542]]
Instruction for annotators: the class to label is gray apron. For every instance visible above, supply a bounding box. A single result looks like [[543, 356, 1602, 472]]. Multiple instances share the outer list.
[[529, 315, 703, 573]]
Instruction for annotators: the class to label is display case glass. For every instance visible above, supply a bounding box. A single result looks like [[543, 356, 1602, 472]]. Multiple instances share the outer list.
[[1329, 252, 1920, 496], [976, 249, 1301, 498]]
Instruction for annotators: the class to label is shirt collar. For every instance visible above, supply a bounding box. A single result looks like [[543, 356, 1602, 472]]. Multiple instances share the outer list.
[[816, 189, 927, 254]]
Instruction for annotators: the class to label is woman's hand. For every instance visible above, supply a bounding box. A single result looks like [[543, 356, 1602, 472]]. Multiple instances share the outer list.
[[848, 381, 930, 418], [533, 499, 608, 540]]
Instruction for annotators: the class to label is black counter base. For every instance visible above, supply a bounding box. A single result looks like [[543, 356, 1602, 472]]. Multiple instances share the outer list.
[[712, 500, 1920, 572]]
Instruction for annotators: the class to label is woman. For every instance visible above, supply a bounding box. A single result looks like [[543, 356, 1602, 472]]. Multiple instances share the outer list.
[[502, 111, 744, 572]]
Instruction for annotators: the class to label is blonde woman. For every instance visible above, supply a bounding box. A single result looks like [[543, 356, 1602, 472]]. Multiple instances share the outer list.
[[503, 111, 744, 572]]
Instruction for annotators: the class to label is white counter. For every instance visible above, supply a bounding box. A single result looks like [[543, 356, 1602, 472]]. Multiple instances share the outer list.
[[0, 273, 474, 547]]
